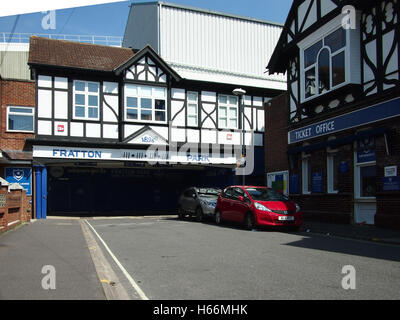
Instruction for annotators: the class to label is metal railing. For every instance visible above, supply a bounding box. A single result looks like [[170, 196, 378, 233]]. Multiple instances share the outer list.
[[0, 32, 123, 47]]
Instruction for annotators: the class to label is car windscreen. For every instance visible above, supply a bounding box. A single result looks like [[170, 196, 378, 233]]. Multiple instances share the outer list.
[[196, 188, 221, 196], [246, 188, 289, 201]]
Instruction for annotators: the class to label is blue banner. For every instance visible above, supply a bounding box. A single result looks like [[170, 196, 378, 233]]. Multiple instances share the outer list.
[[289, 98, 400, 144], [312, 172, 324, 193], [382, 177, 400, 191], [5, 167, 32, 195]]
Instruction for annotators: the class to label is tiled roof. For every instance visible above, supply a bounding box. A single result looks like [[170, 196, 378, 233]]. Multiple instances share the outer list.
[[1, 150, 33, 161], [28, 36, 135, 72]]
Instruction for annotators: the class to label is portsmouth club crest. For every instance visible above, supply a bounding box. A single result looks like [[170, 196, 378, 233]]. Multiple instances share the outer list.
[[13, 169, 25, 181]]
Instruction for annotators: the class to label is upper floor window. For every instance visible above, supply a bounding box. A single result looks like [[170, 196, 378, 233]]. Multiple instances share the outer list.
[[125, 84, 167, 123], [299, 14, 360, 103], [218, 95, 238, 129], [73, 81, 100, 120], [187, 92, 198, 127], [7, 106, 34, 132]]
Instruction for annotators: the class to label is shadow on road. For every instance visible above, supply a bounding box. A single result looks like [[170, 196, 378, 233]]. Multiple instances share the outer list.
[[171, 216, 400, 262]]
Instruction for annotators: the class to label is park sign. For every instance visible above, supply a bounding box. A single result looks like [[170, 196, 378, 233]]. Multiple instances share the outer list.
[[288, 97, 400, 144]]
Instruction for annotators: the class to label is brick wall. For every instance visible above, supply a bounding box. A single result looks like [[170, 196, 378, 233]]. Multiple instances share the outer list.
[[0, 79, 35, 150], [0, 184, 30, 234], [265, 93, 289, 173]]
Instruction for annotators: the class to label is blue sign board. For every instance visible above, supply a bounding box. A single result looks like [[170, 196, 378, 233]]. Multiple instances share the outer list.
[[339, 161, 349, 174], [289, 97, 400, 144], [289, 175, 299, 194], [382, 177, 400, 191], [5, 167, 32, 195], [312, 172, 324, 193]]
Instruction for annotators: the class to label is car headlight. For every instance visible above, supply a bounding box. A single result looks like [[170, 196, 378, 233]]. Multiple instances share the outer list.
[[295, 203, 301, 213], [254, 202, 273, 212]]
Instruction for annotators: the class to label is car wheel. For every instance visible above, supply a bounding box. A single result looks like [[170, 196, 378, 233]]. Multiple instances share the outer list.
[[196, 207, 204, 222], [215, 211, 222, 225], [244, 213, 255, 230], [178, 207, 185, 220]]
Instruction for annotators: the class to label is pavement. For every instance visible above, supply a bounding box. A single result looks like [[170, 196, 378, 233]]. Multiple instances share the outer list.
[[0, 215, 399, 300], [300, 221, 400, 246], [0, 219, 105, 300]]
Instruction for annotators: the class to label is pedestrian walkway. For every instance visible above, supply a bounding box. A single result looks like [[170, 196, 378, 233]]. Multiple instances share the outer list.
[[0, 219, 105, 300], [301, 221, 400, 245]]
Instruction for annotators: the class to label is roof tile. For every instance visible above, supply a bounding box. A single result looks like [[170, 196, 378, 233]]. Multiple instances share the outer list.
[[28, 36, 135, 72]]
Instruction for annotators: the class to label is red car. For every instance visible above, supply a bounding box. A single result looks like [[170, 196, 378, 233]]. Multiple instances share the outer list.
[[215, 186, 303, 231]]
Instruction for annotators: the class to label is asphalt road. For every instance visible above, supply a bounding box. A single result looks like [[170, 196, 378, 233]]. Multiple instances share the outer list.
[[86, 217, 400, 300]]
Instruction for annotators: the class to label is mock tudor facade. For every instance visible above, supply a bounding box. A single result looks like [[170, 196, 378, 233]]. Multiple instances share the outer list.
[[266, 0, 400, 228], [28, 34, 281, 216]]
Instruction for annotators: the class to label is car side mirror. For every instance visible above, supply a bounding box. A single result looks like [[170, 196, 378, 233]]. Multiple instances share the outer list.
[[192, 194, 197, 199], [238, 196, 244, 202]]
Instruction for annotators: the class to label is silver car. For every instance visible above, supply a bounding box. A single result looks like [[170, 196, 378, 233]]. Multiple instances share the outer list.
[[178, 187, 221, 222]]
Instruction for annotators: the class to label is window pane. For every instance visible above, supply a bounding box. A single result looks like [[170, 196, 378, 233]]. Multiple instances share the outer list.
[[219, 107, 227, 117], [154, 87, 166, 98], [188, 104, 197, 115], [127, 108, 138, 120], [125, 84, 137, 96], [332, 52, 346, 87], [325, 28, 346, 53], [155, 99, 165, 110], [127, 97, 138, 108], [75, 81, 85, 91], [333, 155, 340, 192], [305, 68, 316, 98], [187, 115, 198, 126], [88, 107, 98, 119], [9, 107, 32, 114], [304, 40, 322, 68], [229, 107, 237, 118], [8, 115, 33, 131], [140, 86, 152, 97], [219, 96, 227, 104], [318, 48, 331, 94], [228, 96, 238, 105], [88, 82, 99, 93], [229, 119, 238, 128], [75, 106, 85, 117], [141, 98, 152, 109], [360, 166, 376, 197], [141, 109, 152, 121], [187, 92, 197, 102], [219, 118, 227, 128], [88, 95, 98, 107], [155, 111, 166, 122], [75, 94, 85, 105]]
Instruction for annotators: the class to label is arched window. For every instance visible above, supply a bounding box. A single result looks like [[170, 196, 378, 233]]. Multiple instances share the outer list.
[[318, 48, 331, 94], [302, 26, 348, 101]]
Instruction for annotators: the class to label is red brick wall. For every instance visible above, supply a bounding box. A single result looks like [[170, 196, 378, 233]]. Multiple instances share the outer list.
[[0, 79, 35, 150], [265, 93, 289, 173]]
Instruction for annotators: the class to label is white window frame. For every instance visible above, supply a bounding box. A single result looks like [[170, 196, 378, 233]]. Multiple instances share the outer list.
[[218, 95, 239, 130], [302, 154, 311, 195], [186, 91, 198, 127], [327, 152, 339, 194], [124, 84, 167, 124], [299, 15, 360, 103], [6, 106, 34, 133], [73, 80, 100, 121]]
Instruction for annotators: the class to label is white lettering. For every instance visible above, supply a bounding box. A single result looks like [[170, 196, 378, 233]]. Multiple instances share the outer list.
[[41, 265, 56, 290]]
